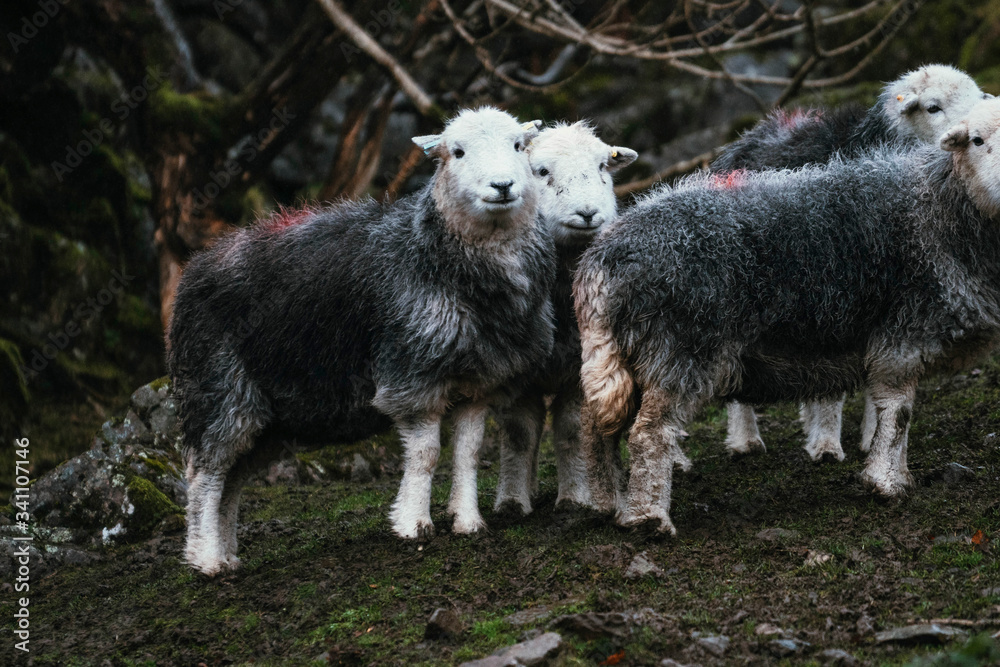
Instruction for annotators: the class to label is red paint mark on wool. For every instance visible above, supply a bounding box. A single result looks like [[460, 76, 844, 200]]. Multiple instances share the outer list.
[[711, 169, 747, 190], [263, 207, 312, 232], [776, 108, 821, 129]]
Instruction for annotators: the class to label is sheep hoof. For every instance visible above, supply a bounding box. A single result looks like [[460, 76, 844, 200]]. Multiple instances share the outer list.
[[451, 514, 487, 535], [392, 518, 435, 541], [804, 439, 846, 462], [859, 468, 912, 497], [615, 507, 677, 536], [726, 438, 766, 457], [494, 498, 532, 517], [187, 553, 228, 577]]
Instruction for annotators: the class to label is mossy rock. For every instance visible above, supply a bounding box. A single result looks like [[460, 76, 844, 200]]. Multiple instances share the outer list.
[[120, 473, 183, 541]]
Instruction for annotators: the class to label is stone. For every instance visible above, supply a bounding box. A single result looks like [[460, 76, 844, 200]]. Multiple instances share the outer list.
[[769, 638, 809, 656], [981, 587, 1000, 598], [855, 613, 875, 636], [459, 632, 562, 667], [942, 462, 975, 485], [818, 648, 857, 665], [874, 623, 968, 645], [754, 623, 785, 637], [425, 608, 464, 639], [804, 550, 833, 567], [550, 612, 633, 639], [755, 527, 799, 542], [625, 551, 665, 580], [692, 632, 729, 657]]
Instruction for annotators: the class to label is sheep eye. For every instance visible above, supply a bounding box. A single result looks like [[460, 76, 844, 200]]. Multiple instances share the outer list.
[[538, 167, 549, 177], [926, 105, 942, 114], [599, 162, 607, 171], [514, 141, 522, 151], [973, 137, 985, 146], [453, 148, 465, 158]]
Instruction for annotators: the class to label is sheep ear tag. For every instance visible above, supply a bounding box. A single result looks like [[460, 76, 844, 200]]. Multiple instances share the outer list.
[[412, 134, 441, 156]]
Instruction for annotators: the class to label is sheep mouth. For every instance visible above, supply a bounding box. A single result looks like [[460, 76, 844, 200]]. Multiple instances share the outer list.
[[482, 195, 519, 207], [562, 219, 602, 231]]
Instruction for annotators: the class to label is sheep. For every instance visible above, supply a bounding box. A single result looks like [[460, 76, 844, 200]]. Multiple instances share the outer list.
[[714, 64, 989, 463], [574, 96, 1000, 534], [168, 107, 555, 575], [491, 122, 637, 515]]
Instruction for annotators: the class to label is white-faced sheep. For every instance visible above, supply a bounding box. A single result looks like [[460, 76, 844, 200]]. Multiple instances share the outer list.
[[714, 64, 989, 463], [574, 97, 1000, 534], [169, 107, 554, 575], [492, 122, 636, 514]]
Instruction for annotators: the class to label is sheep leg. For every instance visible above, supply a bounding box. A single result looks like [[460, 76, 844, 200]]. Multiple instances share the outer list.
[[494, 394, 545, 515], [566, 403, 625, 513], [551, 387, 590, 508], [616, 390, 686, 535], [725, 401, 766, 455], [218, 443, 279, 569], [859, 384, 916, 497], [390, 418, 442, 539], [801, 395, 846, 462], [447, 403, 488, 534], [859, 392, 877, 452], [185, 461, 229, 576]]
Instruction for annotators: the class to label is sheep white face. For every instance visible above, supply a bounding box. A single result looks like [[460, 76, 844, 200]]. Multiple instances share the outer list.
[[887, 64, 988, 144], [941, 96, 1000, 218], [414, 108, 541, 237], [528, 122, 637, 246]]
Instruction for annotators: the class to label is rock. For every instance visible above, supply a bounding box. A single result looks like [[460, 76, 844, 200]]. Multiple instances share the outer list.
[[942, 462, 975, 485], [692, 632, 729, 657], [661, 660, 701, 667], [425, 608, 464, 639], [756, 527, 799, 542], [981, 587, 1000, 598], [769, 638, 809, 656], [818, 648, 858, 665], [855, 613, 875, 636], [754, 623, 786, 637], [804, 550, 833, 567], [874, 623, 968, 645], [550, 612, 634, 639], [459, 632, 562, 666], [625, 551, 665, 580]]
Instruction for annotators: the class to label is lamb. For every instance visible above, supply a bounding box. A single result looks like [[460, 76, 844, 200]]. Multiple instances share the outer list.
[[491, 122, 636, 514], [168, 107, 555, 575], [574, 96, 1000, 534], [714, 64, 989, 463]]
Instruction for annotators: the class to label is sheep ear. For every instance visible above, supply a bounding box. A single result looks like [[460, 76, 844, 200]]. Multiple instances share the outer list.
[[940, 123, 970, 152], [412, 134, 443, 158], [522, 120, 543, 142], [607, 147, 638, 172]]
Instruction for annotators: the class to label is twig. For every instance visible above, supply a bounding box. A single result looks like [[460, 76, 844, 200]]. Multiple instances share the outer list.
[[314, 0, 439, 118], [614, 148, 722, 197]]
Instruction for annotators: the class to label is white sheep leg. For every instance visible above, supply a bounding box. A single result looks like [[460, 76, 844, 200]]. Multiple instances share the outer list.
[[447, 403, 488, 534], [616, 390, 685, 535], [801, 396, 846, 461], [725, 401, 766, 455], [859, 384, 916, 497], [859, 392, 877, 452], [185, 466, 228, 576], [494, 395, 544, 515], [390, 418, 441, 539], [552, 388, 591, 508]]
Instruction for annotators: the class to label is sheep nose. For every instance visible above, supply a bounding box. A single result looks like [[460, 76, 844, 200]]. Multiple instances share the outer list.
[[577, 208, 599, 225], [491, 180, 514, 197]]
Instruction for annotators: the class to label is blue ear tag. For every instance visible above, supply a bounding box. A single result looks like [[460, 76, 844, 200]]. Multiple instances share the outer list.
[[421, 138, 440, 156]]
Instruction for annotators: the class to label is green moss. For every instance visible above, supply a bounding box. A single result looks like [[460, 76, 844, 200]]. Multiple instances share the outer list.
[[148, 87, 230, 143], [148, 376, 171, 392], [124, 474, 183, 540]]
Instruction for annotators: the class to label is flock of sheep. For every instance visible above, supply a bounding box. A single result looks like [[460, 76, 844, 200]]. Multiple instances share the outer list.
[[166, 64, 1000, 576]]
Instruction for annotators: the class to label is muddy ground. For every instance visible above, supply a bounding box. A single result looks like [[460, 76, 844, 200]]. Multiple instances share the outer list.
[[9, 357, 1000, 666]]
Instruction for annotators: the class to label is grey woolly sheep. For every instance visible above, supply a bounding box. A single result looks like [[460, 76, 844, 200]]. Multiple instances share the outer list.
[[715, 64, 988, 463], [574, 97, 1000, 534], [169, 107, 555, 575], [492, 122, 636, 514]]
